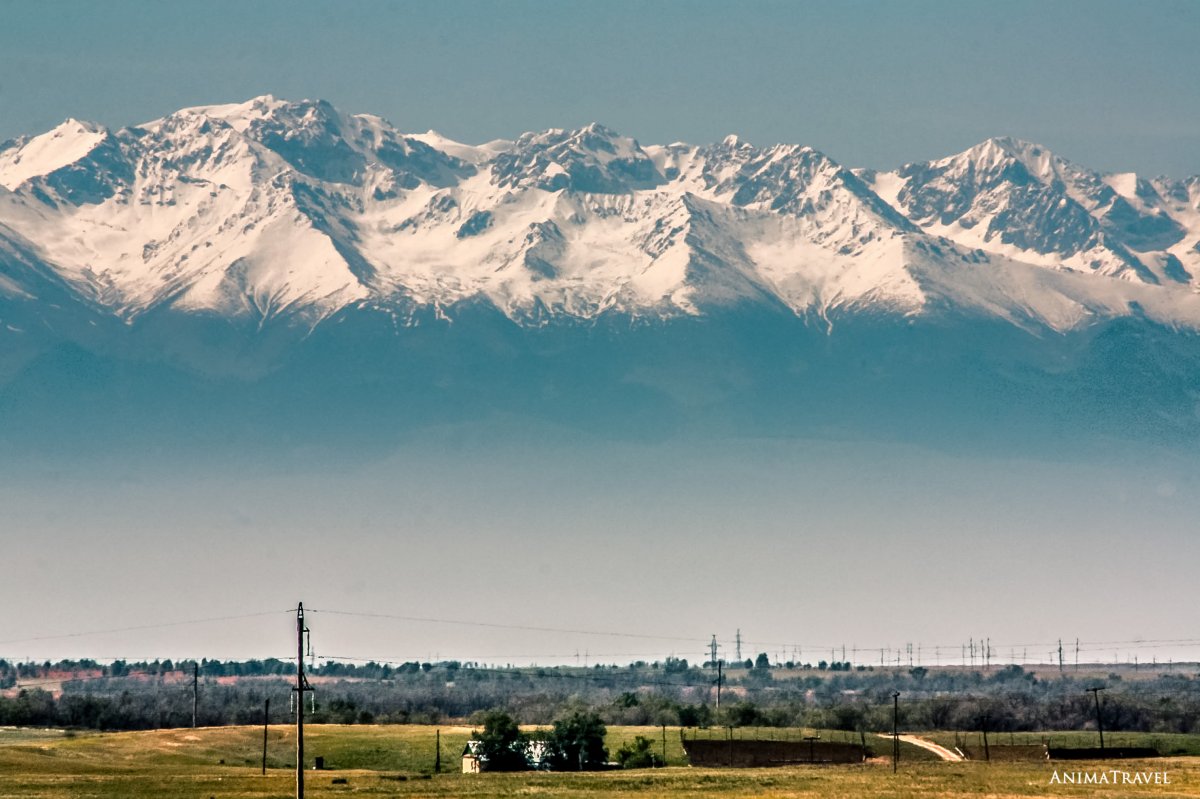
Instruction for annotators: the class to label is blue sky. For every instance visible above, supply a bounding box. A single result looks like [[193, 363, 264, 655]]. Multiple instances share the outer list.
[[1, 0, 1197, 175]]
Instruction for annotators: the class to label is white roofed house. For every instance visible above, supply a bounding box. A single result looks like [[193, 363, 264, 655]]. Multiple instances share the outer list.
[[461, 740, 483, 773]]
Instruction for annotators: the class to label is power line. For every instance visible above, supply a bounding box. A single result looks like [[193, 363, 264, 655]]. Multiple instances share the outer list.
[[313, 650, 677, 662], [309, 609, 1200, 659], [306, 608, 701, 643], [0, 610, 291, 647], [7, 604, 1200, 668]]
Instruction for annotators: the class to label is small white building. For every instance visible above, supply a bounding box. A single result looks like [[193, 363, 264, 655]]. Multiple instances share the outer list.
[[462, 741, 483, 773]]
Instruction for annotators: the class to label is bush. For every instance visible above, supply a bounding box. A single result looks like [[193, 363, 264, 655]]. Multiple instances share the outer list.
[[677, 704, 712, 728], [616, 735, 664, 768], [722, 701, 762, 727]]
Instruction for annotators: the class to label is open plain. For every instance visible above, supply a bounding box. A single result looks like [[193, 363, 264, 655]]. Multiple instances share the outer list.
[[1, 725, 1197, 799]]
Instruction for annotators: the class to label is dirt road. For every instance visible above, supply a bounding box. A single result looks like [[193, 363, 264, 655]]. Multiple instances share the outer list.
[[877, 733, 965, 762]]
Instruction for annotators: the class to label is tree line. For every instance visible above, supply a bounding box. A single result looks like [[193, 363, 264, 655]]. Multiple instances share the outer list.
[[1, 658, 1198, 736]]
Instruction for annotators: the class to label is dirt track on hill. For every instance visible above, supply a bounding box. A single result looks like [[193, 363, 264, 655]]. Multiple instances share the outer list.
[[893, 734, 965, 762]]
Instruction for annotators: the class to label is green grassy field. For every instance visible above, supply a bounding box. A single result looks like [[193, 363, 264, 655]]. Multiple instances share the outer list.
[[922, 730, 1200, 757], [0, 725, 1196, 798]]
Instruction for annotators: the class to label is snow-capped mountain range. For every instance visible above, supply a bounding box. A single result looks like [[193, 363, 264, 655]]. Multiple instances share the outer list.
[[3, 95, 1199, 336], [6, 96, 1200, 454]]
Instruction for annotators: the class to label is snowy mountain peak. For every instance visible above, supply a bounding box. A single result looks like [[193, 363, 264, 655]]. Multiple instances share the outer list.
[[159, 94, 292, 133], [960, 135, 1050, 168], [0, 118, 112, 190], [872, 136, 1199, 286], [491, 123, 663, 194]]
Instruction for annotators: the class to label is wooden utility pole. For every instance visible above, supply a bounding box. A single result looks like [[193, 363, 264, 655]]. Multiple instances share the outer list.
[[435, 729, 441, 773], [661, 724, 667, 766], [892, 692, 900, 773], [262, 698, 270, 775], [295, 603, 313, 799], [1086, 687, 1106, 750], [192, 662, 199, 728]]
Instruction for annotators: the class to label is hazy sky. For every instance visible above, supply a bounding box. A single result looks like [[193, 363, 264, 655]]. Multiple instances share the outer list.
[[1, 1, 1198, 176], [4, 434, 1199, 666]]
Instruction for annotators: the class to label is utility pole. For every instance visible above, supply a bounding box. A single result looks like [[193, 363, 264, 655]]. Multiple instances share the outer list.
[[1058, 639, 1064, 675], [435, 729, 441, 773], [716, 659, 723, 714], [1075, 639, 1079, 670], [1086, 687, 1106, 750], [295, 603, 313, 799], [192, 662, 199, 728], [708, 635, 723, 714], [735, 629, 742, 662], [892, 692, 900, 773], [262, 698, 270, 775]]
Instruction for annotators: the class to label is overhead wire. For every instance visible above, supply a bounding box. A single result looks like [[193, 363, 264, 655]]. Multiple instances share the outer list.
[[0, 610, 292, 647], [4, 605, 1200, 669]]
